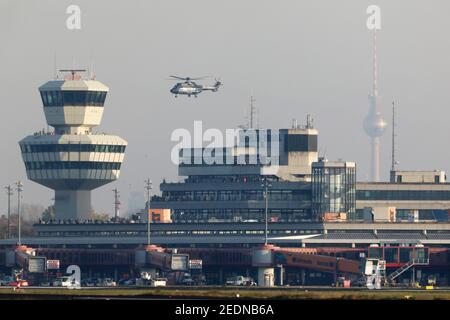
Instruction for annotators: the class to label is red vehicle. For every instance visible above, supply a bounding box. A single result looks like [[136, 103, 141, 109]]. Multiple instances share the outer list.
[[8, 280, 29, 287]]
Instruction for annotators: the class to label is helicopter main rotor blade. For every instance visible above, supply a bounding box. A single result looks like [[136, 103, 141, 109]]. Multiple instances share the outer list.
[[169, 75, 188, 80], [169, 75, 211, 81], [189, 76, 211, 80]]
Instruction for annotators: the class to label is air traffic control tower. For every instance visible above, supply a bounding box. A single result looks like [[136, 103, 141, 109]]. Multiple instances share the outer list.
[[19, 70, 127, 220]]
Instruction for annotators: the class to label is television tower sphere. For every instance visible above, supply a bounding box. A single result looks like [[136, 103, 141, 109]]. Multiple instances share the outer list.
[[363, 112, 387, 137], [19, 70, 127, 220]]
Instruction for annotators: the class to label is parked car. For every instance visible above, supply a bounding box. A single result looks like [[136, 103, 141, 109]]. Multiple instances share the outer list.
[[81, 278, 97, 287], [150, 278, 167, 287], [94, 278, 116, 287], [181, 278, 195, 286], [226, 276, 255, 286], [101, 278, 117, 287], [8, 280, 29, 287], [0, 277, 14, 286], [53, 276, 75, 287], [118, 278, 136, 286]]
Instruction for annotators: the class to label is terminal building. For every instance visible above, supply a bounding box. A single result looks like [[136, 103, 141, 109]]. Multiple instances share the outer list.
[[150, 121, 450, 224], [2, 94, 450, 286]]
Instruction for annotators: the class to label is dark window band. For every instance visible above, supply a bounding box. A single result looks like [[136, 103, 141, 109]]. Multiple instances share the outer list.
[[356, 190, 450, 201], [25, 161, 122, 170], [21, 144, 126, 153], [40, 90, 107, 107]]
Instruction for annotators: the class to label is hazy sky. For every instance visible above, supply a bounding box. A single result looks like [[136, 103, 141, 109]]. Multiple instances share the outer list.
[[1, 0, 449, 215]]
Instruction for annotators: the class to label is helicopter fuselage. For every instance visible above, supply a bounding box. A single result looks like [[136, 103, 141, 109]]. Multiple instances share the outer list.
[[169, 77, 221, 97], [170, 83, 203, 96]]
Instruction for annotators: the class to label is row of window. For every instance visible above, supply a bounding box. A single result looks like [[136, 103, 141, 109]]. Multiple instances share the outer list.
[[38, 228, 321, 237], [21, 144, 126, 153], [40, 90, 107, 107], [157, 190, 310, 202], [357, 190, 450, 201], [25, 161, 122, 170]]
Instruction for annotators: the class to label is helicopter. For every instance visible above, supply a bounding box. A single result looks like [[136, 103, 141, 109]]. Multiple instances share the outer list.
[[169, 75, 222, 97]]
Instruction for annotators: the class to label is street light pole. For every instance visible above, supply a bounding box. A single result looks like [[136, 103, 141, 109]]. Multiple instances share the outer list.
[[145, 178, 152, 246], [261, 178, 271, 245], [5, 186, 13, 239], [15, 181, 23, 246]]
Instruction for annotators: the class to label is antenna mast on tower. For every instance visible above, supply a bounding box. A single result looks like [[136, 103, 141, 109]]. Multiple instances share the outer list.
[[249, 96, 256, 129]]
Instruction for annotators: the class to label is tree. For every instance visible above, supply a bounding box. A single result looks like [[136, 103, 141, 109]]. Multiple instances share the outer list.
[[90, 211, 110, 221]]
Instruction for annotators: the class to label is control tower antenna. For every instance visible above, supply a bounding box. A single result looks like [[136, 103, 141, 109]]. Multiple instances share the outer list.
[[391, 100, 397, 172], [113, 188, 120, 220], [53, 53, 57, 80], [306, 114, 314, 129], [59, 69, 86, 80], [249, 96, 256, 129]]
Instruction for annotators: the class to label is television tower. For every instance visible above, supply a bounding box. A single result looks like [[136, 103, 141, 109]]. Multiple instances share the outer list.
[[363, 28, 387, 182]]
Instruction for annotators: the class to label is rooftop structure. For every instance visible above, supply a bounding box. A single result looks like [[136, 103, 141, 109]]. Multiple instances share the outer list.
[[389, 170, 446, 184]]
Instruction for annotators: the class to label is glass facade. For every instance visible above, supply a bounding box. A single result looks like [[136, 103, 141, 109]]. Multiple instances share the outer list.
[[21, 144, 126, 153], [312, 161, 356, 220], [24, 161, 121, 170], [40, 90, 107, 107]]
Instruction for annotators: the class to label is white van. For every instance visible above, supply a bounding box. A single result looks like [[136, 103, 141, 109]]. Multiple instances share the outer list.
[[150, 278, 167, 287], [53, 276, 72, 287]]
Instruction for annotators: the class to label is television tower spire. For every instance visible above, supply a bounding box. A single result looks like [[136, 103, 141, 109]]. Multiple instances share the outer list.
[[364, 28, 387, 182], [391, 100, 397, 172]]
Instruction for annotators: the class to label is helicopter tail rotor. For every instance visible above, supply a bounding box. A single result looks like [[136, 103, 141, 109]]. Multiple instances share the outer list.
[[213, 78, 222, 92]]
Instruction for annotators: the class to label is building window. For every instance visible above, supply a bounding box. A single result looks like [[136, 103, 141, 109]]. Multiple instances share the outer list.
[[41, 90, 107, 107]]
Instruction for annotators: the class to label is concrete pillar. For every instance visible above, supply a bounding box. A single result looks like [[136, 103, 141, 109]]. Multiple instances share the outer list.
[[55, 190, 91, 220], [257, 267, 274, 287], [301, 269, 306, 285], [278, 265, 284, 286], [114, 268, 118, 281], [219, 267, 223, 284]]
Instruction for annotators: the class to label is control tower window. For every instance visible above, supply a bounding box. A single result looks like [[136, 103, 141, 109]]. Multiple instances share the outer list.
[[40, 90, 107, 106], [40, 91, 63, 106], [22, 144, 126, 153]]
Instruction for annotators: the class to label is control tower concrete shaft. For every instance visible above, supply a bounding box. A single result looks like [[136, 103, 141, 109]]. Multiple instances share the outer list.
[[19, 70, 127, 220]]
